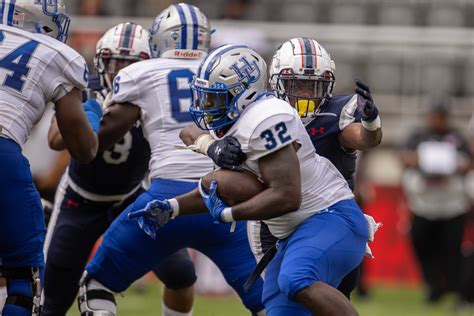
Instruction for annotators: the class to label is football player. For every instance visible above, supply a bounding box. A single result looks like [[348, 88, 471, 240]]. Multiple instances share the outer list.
[[0, 1, 102, 315], [131, 45, 369, 315], [77, 4, 265, 316], [258, 37, 382, 299], [43, 23, 197, 316], [180, 37, 382, 300]]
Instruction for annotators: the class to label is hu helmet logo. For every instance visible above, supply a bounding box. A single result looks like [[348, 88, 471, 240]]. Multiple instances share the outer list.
[[230, 56, 261, 84]]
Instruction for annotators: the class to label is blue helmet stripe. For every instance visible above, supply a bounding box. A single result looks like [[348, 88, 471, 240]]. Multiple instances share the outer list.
[[204, 44, 248, 80], [120, 23, 134, 49], [197, 44, 229, 79], [302, 37, 313, 68], [0, 0, 5, 25], [187, 4, 199, 50], [7, 0, 15, 26], [174, 4, 187, 50]]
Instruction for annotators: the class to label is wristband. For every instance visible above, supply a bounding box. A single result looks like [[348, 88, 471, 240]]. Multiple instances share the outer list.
[[168, 198, 180, 218], [362, 115, 381, 131], [221, 207, 234, 223], [194, 134, 215, 155]]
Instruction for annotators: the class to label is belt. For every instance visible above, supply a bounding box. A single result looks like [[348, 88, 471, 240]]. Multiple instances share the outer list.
[[243, 244, 277, 292]]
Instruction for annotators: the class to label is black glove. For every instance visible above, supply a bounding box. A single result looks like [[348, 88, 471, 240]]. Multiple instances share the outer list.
[[355, 78, 379, 122], [207, 136, 247, 171]]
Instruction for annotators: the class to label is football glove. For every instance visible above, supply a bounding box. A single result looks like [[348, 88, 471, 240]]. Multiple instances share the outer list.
[[199, 180, 229, 224], [128, 200, 173, 239], [355, 79, 379, 122], [207, 136, 247, 171]]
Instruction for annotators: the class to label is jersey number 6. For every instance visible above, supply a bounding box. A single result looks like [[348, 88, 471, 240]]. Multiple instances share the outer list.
[[168, 69, 194, 123]]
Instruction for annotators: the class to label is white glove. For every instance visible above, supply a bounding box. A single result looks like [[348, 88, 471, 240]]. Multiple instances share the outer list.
[[364, 214, 382, 259]]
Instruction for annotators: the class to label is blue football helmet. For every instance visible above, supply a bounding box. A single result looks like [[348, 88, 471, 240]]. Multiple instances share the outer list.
[[190, 44, 267, 131]]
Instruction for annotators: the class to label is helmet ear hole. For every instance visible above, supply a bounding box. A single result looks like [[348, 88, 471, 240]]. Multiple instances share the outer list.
[[42, 26, 54, 33]]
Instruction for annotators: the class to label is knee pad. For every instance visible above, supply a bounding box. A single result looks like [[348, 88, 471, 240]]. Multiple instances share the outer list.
[[0, 267, 42, 316], [153, 250, 197, 290], [78, 272, 117, 316]]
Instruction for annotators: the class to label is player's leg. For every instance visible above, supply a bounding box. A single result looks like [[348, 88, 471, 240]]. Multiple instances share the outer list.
[[197, 220, 266, 314], [42, 185, 110, 315], [261, 242, 311, 316], [79, 180, 198, 315], [109, 187, 197, 316], [0, 139, 46, 316], [336, 266, 360, 300], [152, 249, 196, 316], [279, 199, 367, 315]]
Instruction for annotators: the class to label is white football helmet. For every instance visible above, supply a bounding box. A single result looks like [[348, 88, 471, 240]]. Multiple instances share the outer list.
[[270, 38, 335, 122], [149, 3, 211, 59], [0, 0, 70, 42], [190, 44, 267, 131], [94, 22, 151, 91]]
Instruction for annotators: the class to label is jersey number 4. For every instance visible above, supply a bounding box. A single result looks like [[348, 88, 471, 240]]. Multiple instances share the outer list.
[[168, 69, 194, 123], [0, 31, 39, 92], [260, 122, 292, 150]]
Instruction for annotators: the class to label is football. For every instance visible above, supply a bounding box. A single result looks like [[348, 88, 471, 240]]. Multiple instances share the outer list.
[[200, 169, 266, 206]]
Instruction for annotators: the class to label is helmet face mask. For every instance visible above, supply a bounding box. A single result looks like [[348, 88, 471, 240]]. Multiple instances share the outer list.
[[270, 38, 336, 121], [191, 81, 238, 131], [190, 44, 267, 131], [274, 69, 335, 118], [94, 23, 151, 91]]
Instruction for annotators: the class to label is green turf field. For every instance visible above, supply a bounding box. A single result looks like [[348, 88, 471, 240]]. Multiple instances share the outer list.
[[67, 283, 473, 316]]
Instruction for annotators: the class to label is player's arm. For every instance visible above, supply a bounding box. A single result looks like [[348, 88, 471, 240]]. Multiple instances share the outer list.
[[339, 78, 382, 151], [54, 88, 99, 163], [97, 102, 141, 151], [229, 143, 301, 220], [339, 122, 382, 151], [127, 142, 301, 238], [179, 124, 247, 170], [180, 124, 207, 146], [47, 114, 66, 150]]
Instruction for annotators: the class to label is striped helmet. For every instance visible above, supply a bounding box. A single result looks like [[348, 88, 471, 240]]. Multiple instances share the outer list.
[[94, 22, 151, 91], [149, 3, 211, 59], [190, 44, 267, 131], [270, 38, 335, 121], [0, 0, 70, 42]]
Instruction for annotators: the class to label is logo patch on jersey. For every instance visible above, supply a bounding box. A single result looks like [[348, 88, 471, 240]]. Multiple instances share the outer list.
[[230, 56, 261, 84]]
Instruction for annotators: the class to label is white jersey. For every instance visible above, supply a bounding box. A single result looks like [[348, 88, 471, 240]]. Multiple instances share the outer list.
[[219, 94, 354, 239], [0, 25, 88, 146], [111, 58, 214, 180]]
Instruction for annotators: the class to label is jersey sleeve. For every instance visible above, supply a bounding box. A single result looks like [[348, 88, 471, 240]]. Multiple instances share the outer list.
[[246, 113, 298, 161], [110, 70, 141, 106], [338, 94, 361, 131], [50, 55, 89, 102]]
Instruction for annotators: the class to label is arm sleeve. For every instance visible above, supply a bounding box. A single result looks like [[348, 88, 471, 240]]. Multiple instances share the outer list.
[[50, 55, 89, 102], [338, 94, 361, 131], [246, 113, 299, 161]]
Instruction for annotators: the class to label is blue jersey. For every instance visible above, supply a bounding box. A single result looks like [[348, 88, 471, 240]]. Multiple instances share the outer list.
[[68, 77, 151, 196], [305, 94, 362, 190]]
